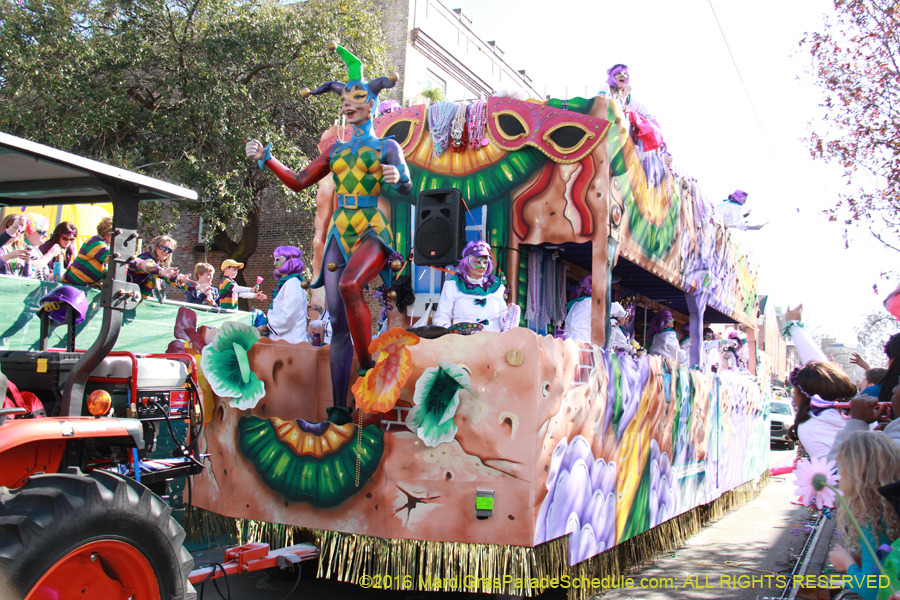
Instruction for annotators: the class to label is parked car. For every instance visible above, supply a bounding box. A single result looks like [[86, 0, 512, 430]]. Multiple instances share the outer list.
[[770, 399, 795, 450]]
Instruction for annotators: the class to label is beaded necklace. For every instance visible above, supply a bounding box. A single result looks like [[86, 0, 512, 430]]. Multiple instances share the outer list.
[[450, 102, 468, 152], [467, 99, 487, 149], [524, 250, 541, 321], [429, 100, 458, 158]]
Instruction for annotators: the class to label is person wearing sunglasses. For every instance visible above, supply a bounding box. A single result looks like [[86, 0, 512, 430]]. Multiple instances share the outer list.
[[40, 222, 78, 272], [127, 235, 187, 299], [0, 214, 33, 277], [21, 213, 62, 281], [433, 240, 515, 333]]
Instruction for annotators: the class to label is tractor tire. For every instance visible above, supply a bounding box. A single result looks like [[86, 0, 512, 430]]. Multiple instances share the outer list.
[[0, 469, 196, 600]]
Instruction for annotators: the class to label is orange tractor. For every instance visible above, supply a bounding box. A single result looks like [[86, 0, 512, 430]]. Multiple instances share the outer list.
[[0, 133, 203, 600]]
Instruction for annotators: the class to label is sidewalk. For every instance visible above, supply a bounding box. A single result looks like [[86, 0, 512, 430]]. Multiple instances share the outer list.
[[596, 468, 811, 599]]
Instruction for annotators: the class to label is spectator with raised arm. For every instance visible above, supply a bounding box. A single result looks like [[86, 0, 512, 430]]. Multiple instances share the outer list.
[[127, 235, 188, 299], [783, 304, 862, 462]]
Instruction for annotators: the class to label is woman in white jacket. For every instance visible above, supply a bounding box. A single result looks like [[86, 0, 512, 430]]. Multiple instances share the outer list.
[[648, 309, 681, 361], [434, 241, 514, 333], [783, 305, 860, 462], [264, 246, 309, 345]]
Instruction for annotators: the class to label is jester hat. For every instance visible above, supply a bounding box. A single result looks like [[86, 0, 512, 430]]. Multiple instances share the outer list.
[[301, 42, 398, 109]]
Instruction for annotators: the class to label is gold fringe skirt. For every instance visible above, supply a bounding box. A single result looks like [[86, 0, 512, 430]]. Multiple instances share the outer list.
[[185, 471, 769, 600]]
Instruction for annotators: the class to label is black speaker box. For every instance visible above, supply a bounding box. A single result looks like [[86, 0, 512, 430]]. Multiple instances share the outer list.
[[413, 188, 466, 266]]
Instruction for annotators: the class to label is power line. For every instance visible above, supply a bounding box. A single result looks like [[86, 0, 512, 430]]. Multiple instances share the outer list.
[[707, 0, 779, 165]]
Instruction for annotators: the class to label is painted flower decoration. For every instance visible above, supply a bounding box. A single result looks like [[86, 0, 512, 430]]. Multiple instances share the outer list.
[[352, 328, 420, 414], [201, 321, 266, 410], [168, 306, 218, 423], [794, 457, 839, 509], [405, 361, 471, 447]]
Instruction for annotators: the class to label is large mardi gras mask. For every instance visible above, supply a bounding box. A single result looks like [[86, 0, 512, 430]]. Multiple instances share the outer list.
[[300, 42, 398, 124]]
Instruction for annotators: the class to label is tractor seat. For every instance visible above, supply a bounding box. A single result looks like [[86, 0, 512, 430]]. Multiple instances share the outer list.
[[91, 356, 189, 389]]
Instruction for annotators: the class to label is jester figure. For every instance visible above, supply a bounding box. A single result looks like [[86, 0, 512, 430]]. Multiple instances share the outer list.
[[245, 43, 411, 424]]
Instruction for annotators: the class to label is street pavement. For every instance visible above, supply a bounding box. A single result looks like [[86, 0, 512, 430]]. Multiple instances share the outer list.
[[191, 448, 804, 600]]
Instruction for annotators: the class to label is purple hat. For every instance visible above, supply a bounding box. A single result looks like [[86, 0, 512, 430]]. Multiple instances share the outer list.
[[459, 240, 494, 280], [40, 286, 89, 325], [681, 323, 690, 336], [461, 240, 491, 258], [728, 189, 748, 205]]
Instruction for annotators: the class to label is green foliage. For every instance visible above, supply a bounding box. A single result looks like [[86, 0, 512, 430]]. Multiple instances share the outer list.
[[0, 0, 389, 242], [416, 86, 445, 105], [801, 0, 900, 251]]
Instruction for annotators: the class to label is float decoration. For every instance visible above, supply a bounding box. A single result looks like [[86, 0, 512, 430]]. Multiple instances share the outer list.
[[200, 321, 265, 410], [405, 361, 471, 447], [238, 416, 384, 507], [352, 328, 420, 414]]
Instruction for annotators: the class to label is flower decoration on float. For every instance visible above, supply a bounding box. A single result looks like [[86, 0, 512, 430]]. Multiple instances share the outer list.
[[168, 306, 217, 424], [406, 361, 472, 447], [238, 416, 384, 507], [201, 321, 266, 410], [352, 328, 420, 414]]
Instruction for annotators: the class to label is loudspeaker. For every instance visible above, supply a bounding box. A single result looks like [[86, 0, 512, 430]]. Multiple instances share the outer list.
[[413, 188, 466, 266]]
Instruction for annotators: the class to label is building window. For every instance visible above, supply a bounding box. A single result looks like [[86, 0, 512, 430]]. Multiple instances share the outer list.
[[425, 70, 446, 94]]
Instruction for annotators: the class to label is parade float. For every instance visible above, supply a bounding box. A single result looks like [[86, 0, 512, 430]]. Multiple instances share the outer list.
[[183, 44, 771, 599]]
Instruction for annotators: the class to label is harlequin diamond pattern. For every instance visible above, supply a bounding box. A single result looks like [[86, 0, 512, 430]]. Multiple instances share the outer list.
[[333, 210, 351, 235], [331, 147, 382, 195]]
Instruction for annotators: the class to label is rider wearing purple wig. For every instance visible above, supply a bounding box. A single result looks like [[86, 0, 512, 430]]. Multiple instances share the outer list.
[[564, 275, 592, 344], [648, 309, 680, 361], [265, 246, 309, 344], [434, 241, 511, 332]]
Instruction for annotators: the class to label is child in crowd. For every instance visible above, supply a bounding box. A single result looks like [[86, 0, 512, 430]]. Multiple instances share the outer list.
[[861, 367, 887, 397], [828, 432, 900, 600], [218, 259, 265, 310], [61, 217, 112, 287], [22, 213, 61, 280], [185, 263, 218, 307]]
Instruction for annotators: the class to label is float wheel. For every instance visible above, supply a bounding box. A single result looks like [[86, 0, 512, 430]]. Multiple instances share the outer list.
[[0, 469, 196, 600]]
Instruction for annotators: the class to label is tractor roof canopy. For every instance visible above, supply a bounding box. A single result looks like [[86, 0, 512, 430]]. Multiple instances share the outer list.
[[0, 132, 197, 206]]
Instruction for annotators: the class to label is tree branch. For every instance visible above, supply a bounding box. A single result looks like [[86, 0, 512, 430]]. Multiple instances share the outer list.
[[239, 63, 276, 85]]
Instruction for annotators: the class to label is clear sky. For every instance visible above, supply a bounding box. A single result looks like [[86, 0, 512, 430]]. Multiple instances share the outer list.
[[447, 0, 896, 343]]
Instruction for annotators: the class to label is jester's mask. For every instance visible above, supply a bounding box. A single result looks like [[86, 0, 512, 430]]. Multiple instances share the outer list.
[[303, 42, 398, 120]]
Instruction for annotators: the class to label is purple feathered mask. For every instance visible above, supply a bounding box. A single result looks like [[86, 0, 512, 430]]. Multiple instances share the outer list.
[[606, 64, 629, 89], [728, 189, 748, 205], [274, 246, 305, 278], [458, 240, 494, 281]]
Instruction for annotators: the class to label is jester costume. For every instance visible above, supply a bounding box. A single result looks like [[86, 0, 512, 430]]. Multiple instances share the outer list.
[[254, 43, 410, 422]]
